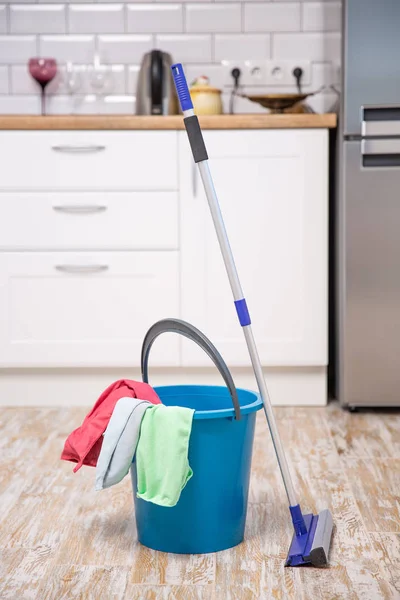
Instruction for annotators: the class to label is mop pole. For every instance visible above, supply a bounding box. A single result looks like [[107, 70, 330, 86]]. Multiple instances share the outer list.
[[171, 63, 307, 537]]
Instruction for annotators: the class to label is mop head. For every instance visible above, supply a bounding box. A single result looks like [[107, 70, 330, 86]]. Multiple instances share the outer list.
[[285, 509, 334, 567]]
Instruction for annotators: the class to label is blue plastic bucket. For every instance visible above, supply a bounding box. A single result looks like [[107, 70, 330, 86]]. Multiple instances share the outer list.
[[131, 384, 263, 554]]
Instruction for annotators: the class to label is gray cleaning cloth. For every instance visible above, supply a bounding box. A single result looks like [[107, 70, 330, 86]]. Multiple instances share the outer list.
[[95, 397, 152, 491]]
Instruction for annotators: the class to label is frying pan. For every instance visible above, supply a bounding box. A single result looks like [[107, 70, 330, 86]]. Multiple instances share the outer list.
[[242, 91, 316, 113]]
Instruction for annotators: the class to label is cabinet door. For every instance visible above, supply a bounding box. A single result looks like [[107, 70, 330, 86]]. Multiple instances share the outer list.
[[0, 252, 179, 367], [179, 129, 328, 367]]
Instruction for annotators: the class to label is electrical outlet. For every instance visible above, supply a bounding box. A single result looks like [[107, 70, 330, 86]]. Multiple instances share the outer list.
[[265, 61, 311, 88], [221, 60, 311, 89], [222, 60, 269, 88]]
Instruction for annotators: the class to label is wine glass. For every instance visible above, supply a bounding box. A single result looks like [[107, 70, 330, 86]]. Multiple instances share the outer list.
[[28, 58, 57, 115], [88, 52, 112, 98], [65, 61, 82, 114]]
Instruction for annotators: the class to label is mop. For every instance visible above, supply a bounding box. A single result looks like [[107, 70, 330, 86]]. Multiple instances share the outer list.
[[171, 63, 334, 567]]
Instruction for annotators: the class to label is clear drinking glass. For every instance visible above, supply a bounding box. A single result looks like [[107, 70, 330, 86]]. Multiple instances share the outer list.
[[88, 52, 112, 98], [65, 62, 82, 114]]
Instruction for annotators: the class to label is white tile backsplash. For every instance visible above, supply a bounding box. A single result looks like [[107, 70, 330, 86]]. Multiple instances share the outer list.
[[0, 0, 341, 114], [311, 61, 339, 92], [0, 66, 9, 93], [215, 34, 270, 61], [0, 35, 37, 63], [69, 5, 124, 35], [127, 4, 183, 34], [43, 94, 75, 113], [98, 34, 153, 64], [40, 35, 95, 63], [245, 3, 300, 33], [101, 94, 136, 113], [10, 5, 66, 35], [11, 65, 39, 94], [45, 94, 136, 114], [302, 2, 341, 32], [273, 32, 340, 62], [185, 63, 225, 88], [186, 4, 241, 33], [155, 34, 212, 62], [127, 64, 140, 94], [84, 94, 136, 114], [0, 95, 40, 114]]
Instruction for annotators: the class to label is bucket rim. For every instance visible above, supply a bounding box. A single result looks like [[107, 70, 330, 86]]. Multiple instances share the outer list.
[[153, 384, 263, 420]]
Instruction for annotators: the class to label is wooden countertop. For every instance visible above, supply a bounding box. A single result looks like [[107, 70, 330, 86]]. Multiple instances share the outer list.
[[0, 114, 337, 130]]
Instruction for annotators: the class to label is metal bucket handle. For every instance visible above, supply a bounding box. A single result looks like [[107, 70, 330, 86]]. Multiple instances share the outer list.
[[141, 318, 241, 420]]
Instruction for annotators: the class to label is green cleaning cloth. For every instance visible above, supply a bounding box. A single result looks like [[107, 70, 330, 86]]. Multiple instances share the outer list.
[[135, 404, 195, 507]]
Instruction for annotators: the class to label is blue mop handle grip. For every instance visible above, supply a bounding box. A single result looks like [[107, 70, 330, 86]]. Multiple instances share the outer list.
[[171, 63, 193, 112]]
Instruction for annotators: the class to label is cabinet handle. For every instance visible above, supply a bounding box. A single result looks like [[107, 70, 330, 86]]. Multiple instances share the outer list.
[[55, 264, 109, 274], [53, 205, 107, 214], [51, 145, 106, 154], [192, 162, 197, 197]]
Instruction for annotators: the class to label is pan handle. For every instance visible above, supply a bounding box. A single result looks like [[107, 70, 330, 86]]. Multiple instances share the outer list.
[[305, 85, 327, 97]]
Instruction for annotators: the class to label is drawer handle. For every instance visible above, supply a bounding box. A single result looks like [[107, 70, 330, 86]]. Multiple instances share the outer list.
[[51, 145, 106, 154], [53, 205, 107, 214], [55, 264, 109, 274]]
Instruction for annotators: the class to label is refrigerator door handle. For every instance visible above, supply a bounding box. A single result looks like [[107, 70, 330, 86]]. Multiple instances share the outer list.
[[361, 106, 400, 137], [361, 139, 400, 168], [361, 139, 400, 155], [362, 121, 400, 137]]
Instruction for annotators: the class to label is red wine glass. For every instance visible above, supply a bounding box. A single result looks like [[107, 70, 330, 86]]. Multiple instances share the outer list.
[[28, 58, 57, 115]]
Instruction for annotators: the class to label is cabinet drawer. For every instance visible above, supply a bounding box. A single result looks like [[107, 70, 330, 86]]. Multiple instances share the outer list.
[[195, 130, 304, 158], [0, 252, 180, 367], [0, 192, 178, 250], [0, 131, 177, 191]]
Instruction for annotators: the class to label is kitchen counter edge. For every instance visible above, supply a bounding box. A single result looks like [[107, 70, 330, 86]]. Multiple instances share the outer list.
[[0, 114, 337, 130]]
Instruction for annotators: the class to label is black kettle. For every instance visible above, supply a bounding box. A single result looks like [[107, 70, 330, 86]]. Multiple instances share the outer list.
[[136, 50, 178, 115]]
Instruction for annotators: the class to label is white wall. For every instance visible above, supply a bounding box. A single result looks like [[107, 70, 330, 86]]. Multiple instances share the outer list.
[[0, 1, 341, 114]]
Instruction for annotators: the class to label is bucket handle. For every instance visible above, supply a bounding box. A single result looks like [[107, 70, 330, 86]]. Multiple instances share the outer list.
[[141, 318, 241, 420]]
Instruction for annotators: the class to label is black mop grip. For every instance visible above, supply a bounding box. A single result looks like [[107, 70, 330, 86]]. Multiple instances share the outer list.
[[184, 115, 208, 163]]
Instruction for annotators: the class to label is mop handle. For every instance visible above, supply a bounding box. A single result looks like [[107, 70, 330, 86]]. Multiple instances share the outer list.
[[171, 63, 298, 508]]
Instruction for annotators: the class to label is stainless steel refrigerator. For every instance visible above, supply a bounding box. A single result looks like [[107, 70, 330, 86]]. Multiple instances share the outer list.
[[337, 0, 400, 408]]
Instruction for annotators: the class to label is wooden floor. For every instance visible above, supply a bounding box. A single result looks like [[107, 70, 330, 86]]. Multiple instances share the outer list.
[[0, 402, 399, 599]]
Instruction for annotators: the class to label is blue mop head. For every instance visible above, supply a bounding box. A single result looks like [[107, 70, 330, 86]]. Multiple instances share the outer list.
[[285, 507, 334, 567]]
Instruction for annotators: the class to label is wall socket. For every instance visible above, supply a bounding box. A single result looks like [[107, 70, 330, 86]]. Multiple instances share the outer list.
[[222, 60, 311, 88]]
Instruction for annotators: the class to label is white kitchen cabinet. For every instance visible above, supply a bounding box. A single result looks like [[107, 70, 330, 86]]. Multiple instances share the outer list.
[[179, 129, 328, 367], [0, 126, 330, 406], [0, 251, 180, 368]]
